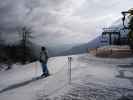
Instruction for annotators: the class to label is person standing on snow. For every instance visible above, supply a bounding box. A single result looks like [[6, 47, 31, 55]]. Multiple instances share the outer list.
[[39, 46, 50, 77]]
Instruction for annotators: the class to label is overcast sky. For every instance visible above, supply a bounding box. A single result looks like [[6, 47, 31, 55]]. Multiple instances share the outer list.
[[0, 0, 133, 46]]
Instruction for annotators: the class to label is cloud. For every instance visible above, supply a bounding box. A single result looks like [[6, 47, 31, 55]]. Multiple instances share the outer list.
[[0, 0, 133, 46]]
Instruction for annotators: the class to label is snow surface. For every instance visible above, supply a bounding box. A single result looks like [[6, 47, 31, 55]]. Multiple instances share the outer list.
[[0, 53, 133, 100]]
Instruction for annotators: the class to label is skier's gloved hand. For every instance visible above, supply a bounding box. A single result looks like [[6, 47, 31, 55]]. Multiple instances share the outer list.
[[40, 59, 43, 62]]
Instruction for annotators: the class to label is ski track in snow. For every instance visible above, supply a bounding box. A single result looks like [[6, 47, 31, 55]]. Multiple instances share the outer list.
[[0, 53, 133, 100]]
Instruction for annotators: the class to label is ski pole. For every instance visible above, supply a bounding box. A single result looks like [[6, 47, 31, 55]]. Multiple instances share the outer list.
[[34, 61, 38, 77], [68, 57, 72, 84]]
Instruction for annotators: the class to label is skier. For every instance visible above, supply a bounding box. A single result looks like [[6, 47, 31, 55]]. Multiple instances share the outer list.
[[39, 46, 50, 77]]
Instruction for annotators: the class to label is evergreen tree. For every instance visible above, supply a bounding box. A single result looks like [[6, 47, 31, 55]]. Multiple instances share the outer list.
[[122, 8, 133, 52], [128, 16, 133, 51]]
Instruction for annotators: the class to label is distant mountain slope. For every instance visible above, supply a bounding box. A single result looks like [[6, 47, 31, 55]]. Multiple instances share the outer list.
[[59, 35, 108, 56]]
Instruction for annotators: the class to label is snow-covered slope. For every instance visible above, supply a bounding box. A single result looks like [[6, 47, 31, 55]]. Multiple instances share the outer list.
[[0, 54, 133, 100]]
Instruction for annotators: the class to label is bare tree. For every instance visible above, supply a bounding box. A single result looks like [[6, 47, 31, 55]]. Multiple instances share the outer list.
[[0, 32, 4, 45], [18, 26, 33, 64]]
